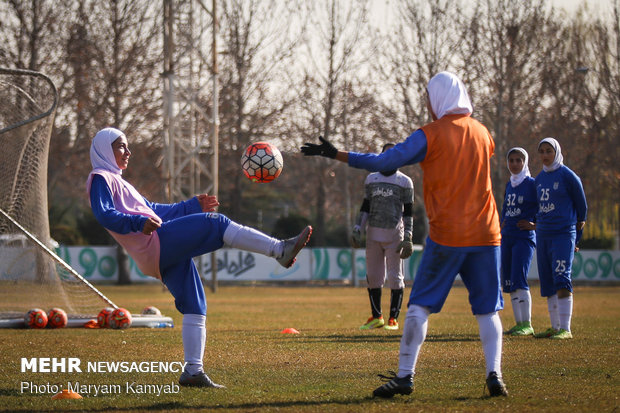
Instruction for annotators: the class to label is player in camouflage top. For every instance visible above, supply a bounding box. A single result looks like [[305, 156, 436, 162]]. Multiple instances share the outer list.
[[353, 143, 414, 331]]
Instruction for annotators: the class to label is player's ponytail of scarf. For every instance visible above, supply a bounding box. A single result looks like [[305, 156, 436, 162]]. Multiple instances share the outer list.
[[426, 71, 473, 119], [507, 147, 531, 188], [90, 127, 125, 175], [538, 137, 564, 172]]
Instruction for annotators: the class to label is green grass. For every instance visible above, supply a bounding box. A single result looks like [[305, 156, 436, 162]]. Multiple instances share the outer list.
[[1, 284, 619, 412]]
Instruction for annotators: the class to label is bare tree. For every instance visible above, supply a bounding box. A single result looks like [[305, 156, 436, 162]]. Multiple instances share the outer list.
[[463, 0, 551, 204], [48, 0, 163, 203], [215, 0, 303, 225], [292, 0, 374, 245], [377, 0, 467, 237], [0, 0, 63, 71], [539, 3, 619, 245]]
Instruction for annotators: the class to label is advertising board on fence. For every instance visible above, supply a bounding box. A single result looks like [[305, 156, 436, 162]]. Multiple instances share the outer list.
[[51, 246, 620, 284]]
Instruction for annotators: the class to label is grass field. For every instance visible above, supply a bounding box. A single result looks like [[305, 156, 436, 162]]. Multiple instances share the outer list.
[[1, 283, 618, 412]]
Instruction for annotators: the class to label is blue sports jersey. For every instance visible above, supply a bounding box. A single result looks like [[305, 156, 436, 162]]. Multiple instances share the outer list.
[[534, 165, 587, 236], [89, 174, 202, 233], [500, 177, 537, 240]]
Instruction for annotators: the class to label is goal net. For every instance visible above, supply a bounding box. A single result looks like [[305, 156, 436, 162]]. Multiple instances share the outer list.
[[0, 67, 117, 324]]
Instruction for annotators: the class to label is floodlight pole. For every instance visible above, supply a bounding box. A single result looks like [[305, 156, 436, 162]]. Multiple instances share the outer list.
[[210, 0, 219, 293]]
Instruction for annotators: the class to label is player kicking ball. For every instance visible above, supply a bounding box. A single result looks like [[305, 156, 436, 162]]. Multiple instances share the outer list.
[[302, 72, 508, 398], [87, 127, 312, 388]]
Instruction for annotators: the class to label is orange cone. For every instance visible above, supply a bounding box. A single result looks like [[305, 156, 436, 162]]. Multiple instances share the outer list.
[[280, 327, 300, 334], [52, 389, 83, 400]]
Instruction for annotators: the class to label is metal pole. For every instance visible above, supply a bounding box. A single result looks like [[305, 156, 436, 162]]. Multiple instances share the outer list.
[[163, 0, 175, 203], [210, 0, 219, 293], [344, 82, 357, 286]]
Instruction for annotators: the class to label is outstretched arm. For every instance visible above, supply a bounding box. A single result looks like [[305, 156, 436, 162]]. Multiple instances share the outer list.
[[301, 132, 427, 172]]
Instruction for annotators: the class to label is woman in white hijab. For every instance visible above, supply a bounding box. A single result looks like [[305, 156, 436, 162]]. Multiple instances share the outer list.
[[87, 127, 312, 388], [532, 137, 587, 340], [302, 71, 508, 398], [500, 148, 537, 337]]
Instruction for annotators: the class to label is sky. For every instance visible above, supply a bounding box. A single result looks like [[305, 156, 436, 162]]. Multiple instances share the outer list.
[[549, 0, 616, 15], [370, 0, 616, 22]]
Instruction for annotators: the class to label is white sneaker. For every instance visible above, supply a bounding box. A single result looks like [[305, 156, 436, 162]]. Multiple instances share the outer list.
[[276, 226, 312, 268]]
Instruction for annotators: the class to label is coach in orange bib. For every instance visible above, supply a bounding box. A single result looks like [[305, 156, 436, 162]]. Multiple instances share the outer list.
[[301, 71, 506, 398]]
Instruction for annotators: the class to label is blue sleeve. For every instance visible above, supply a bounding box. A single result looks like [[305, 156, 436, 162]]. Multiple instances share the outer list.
[[565, 168, 588, 222], [144, 197, 202, 222], [348, 129, 427, 172], [89, 174, 147, 234]]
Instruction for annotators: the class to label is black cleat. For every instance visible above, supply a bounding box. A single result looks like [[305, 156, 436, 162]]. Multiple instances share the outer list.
[[179, 371, 225, 388], [486, 371, 508, 397], [372, 371, 413, 398]]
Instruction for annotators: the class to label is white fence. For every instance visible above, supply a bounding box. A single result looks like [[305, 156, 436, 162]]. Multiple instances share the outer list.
[[37, 246, 620, 284]]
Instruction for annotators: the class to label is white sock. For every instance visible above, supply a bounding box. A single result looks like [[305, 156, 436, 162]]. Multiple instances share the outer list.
[[397, 304, 429, 378], [223, 221, 282, 257], [475, 312, 503, 376], [547, 294, 559, 330], [516, 288, 532, 324], [557, 295, 573, 332], [509, 291, 522, 323], [182, 314, 206, 375]]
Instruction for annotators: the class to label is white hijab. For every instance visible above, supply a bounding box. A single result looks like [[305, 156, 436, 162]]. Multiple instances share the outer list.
[[90, 127, 125, 175], [427, 71, 473, 119], [507, 147, 531, 188], [538, 137, 564, 172]]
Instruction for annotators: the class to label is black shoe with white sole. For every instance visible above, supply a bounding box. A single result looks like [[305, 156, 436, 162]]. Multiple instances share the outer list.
[[486, 371, 508, 397], [372, 371, 413, 398]]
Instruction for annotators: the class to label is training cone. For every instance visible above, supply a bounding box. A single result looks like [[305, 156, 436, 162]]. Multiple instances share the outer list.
[[51, 389, 83, 400], [280, 327, 300, 334]]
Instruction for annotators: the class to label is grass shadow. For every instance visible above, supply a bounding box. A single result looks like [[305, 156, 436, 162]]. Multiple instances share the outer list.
[[297, 333, 401, 343], [296, 332, 480, 344], [9, 396, 385, 412]]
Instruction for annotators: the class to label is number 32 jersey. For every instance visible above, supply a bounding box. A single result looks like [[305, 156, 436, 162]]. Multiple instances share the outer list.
[[500, 177, 537, 240]]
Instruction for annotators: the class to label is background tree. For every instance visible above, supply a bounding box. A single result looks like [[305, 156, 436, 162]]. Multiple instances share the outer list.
[[0, 0, 617, 248], [292, 0, 376, 245], [377, 0, 468, 239], [465, 0, 551, 203], [215, 0, 303, 233]]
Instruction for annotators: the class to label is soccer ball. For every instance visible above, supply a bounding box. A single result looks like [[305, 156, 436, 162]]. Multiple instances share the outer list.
[[47, 308, 68, 328], [241, 141, 283, 183], [142, 306, 161, 316], [24, 308, 47, 329], [97, 307, 115, 328], [110, 308, 132, 329]]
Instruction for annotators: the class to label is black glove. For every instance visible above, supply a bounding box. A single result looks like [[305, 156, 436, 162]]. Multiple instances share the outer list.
[[350, 225, 363, 248], [397, 239, 414, 259], [301, 136, 338, 159]]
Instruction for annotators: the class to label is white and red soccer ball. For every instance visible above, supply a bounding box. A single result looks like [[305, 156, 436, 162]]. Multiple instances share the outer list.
[[142, 306, 161, 316], [241, 142, 283, 183], [47, 308, 68, 328], [109, 308, 132, 329], [24, 308, 47, 329], [97, 307, 115, 328]]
